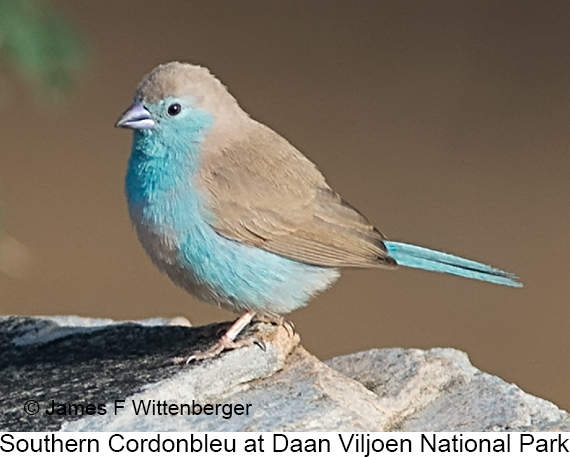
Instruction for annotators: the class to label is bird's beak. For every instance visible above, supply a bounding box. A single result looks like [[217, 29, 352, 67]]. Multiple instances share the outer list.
[[115, 102, 155, 130]]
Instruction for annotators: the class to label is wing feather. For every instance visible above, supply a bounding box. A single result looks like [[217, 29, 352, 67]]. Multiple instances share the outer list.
[[197, 121, 396, 269]]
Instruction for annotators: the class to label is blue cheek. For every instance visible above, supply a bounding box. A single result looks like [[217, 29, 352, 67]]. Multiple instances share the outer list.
[[132, 108, 214, 159]]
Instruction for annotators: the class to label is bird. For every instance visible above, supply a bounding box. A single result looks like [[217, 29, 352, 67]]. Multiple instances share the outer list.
[[115, 62, 521, 363]]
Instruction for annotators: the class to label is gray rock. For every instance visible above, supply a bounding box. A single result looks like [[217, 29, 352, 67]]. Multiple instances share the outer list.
[[1, 315, 568, 431], [326, 348, 570, 431]]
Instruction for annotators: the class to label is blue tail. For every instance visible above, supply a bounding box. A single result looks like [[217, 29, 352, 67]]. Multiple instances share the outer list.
[[384, 241, 522, 287]]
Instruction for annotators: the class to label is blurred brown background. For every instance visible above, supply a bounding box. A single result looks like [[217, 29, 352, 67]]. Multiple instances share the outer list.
[[2, 0, 569, 410]]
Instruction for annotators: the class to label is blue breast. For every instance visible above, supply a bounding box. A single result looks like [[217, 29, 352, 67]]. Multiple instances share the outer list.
[[125, 128, 339, 314]]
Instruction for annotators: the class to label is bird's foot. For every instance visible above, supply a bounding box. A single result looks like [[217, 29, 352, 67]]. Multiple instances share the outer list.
[[174, 334, 266, 364], [174, 311, 263, 364], [254, 312, 296, 337]]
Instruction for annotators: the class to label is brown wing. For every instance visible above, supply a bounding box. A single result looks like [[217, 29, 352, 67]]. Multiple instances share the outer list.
[[196, 121, 397, 269]]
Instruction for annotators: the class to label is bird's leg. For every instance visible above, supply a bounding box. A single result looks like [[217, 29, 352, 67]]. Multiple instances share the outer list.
[[253, 311, 296, 337], [179, 311, 265, 364]]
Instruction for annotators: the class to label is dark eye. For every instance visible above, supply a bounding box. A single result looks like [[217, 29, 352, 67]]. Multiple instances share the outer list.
[[167, 103, 181, 116]]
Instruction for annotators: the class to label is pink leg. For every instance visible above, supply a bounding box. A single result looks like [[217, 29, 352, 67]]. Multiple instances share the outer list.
[[178, 311, 264, 364]]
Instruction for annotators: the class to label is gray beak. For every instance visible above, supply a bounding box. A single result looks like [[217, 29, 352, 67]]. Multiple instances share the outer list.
[[115, 102, 155, 130]]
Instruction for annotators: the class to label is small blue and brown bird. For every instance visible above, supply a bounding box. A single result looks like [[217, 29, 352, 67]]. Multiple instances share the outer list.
[[115, 62, 521, 362]]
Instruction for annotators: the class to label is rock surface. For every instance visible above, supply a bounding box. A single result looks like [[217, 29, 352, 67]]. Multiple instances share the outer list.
[[1, 315, 568, 432]]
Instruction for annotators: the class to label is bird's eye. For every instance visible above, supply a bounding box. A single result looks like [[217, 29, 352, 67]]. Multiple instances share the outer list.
[[167, 103, 182, 116]]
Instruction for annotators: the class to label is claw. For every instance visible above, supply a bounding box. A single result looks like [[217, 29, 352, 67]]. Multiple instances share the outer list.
[[282, 319, 296, 337], [253, 338, 266, 351], [172, 356, 190, 365]]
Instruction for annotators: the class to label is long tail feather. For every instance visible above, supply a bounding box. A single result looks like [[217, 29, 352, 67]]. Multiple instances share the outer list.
[[384, 241, 522, 287]]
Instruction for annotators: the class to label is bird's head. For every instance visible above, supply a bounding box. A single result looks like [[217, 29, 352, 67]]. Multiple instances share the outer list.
[[115, 62, 245, 156]]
